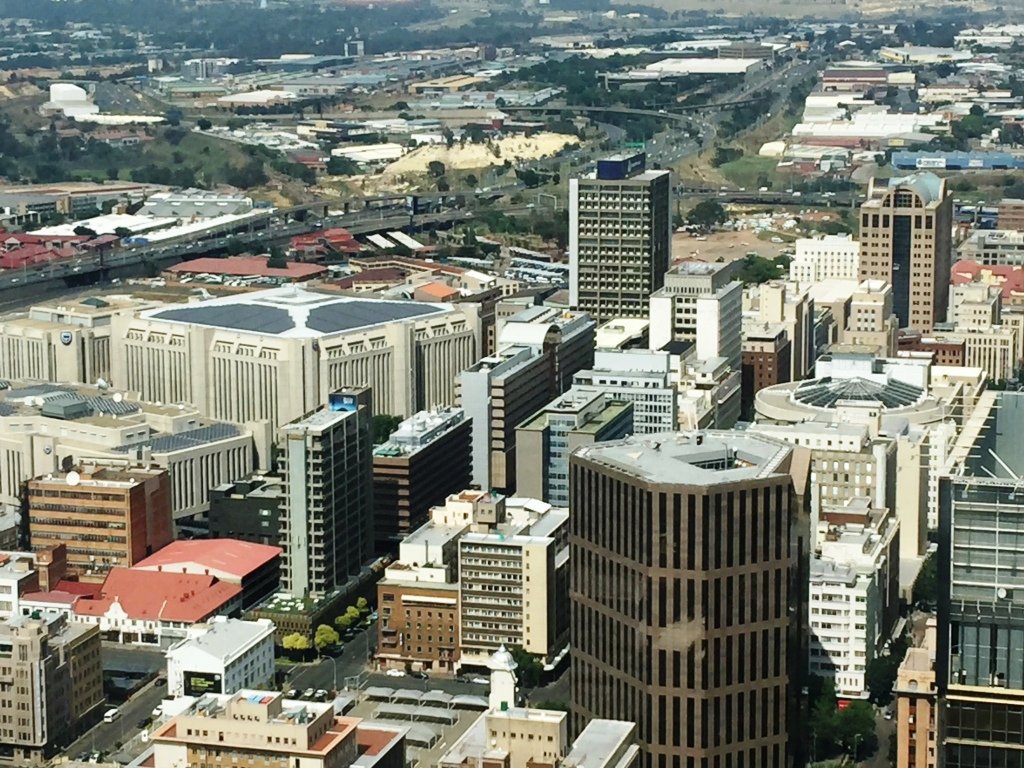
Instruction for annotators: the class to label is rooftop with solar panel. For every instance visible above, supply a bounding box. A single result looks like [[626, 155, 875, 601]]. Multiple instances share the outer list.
[[140, 284, 450, 338], [0, 379, 246, 452]]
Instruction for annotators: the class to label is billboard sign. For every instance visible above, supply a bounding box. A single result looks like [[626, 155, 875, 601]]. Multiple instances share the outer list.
[[183, 671, 223, 696], [916, 157, 947, 169], [328, 393, 358, 412]]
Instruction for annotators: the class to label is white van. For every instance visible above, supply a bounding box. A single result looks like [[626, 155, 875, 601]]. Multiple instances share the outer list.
[[103, 708, 120, 723]]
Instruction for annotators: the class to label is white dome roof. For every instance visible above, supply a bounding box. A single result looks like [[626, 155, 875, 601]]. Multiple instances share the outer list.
[[488, 644, 517, 672]]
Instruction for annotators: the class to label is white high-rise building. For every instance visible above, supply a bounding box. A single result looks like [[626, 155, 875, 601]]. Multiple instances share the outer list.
[[790, 234, 861, 285], [279, 391, 373, 597]]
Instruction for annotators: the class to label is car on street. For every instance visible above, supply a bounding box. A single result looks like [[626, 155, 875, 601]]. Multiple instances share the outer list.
[[285, 689, 297, 698], [385, 668, 405, 678], [303, 687, 316, 699], [411, 671, 428, 680], [315, 689, 328, 700], [471, 677, 489, 685]]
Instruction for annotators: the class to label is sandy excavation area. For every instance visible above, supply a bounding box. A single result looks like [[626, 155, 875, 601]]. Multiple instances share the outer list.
[[383, 132, 577, 175]]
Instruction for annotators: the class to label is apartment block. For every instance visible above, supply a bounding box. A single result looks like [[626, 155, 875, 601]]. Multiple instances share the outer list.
[[0, 615, 103, 767], [858, 173, 953, 331], [957, 228, 1024, 266], [515, 390, 633, 505], [808, 500, 900, 698], [742, 323, 791, 407], [377, 491, 570, 670], [570, 431, 808, 768], [648, 260, 741, 357], [27, 464, 172, 583], [150, 691, 405, 768], [497, 306, 597, 395], [372, 407, 472, 551], [376, 511, 464, 672], [840, 280, 899, 357], [278, 390, 373, 597], [458, 503, 569, 666], [459, 346, 553, 493], [790, 234, 862, 284], [573, 349, 678, 433], [570, 153, 672, 323], [746, 281, 814, 382]]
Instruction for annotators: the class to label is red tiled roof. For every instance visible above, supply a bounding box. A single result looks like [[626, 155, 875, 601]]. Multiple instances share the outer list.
[[132, 539, 281, 581], [55, 579, 103, 597], [416, 281, 459, 300], [951, 260, 1024, 299], [21, 590, 81, 606], [73, 568, 241, 623], [167, 256, 327, 280]]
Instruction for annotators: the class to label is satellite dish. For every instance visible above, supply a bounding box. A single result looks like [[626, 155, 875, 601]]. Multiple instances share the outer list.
[[66, 471, 81, 486], [96, 378, 109, 390], [112, 392, 124, 403], [997, 587, 1009, 599]]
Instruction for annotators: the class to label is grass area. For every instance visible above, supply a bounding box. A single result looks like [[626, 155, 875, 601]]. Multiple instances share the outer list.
[[716, 155, 779, 189]]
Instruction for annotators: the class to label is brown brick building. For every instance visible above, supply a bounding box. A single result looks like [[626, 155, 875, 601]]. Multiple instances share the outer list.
[[372, 408, 472, 552], [742, 324, 792, 410], [27, 465, 172, 582], [570, 431, 809, 768], [377, 578, 460, 672]]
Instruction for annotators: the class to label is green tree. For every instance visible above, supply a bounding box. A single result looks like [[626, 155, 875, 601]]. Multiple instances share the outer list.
[[373, 414, 403, 444], [356, 597, 369, 614], [865, 635, 909, 706], [535, 700, 570, 712], [314, 624, 340, 651], [427, 160, 446, 178], [114, 226, 133, 239], [835, 701, 878, 759], [809, 678, 838, 760], [509, 646, 543, 688], [197, 117, 212, 131], [282, 632, 311, 651], [912, 552, 938, 609], [1000, 123, 1024, 146], [73, 225, 98, 237], [335, 613, 353, 630], [327, 156, 360, 176], [686, 200, 728, 231], [267, 246, 288, 269]]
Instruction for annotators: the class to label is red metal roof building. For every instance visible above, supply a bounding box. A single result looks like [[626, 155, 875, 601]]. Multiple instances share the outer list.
[[290, 228, 362, 260], [951, 260, 1024, 304], [72, 568, 242, 643], [167, 256, 328, 282], [132, 539, 281, 609]]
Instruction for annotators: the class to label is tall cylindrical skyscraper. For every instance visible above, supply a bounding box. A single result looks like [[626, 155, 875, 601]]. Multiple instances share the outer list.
[[570, 431, 809, 768]]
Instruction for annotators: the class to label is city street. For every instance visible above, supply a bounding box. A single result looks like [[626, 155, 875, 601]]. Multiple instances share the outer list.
[[64, 678, 165, 762]]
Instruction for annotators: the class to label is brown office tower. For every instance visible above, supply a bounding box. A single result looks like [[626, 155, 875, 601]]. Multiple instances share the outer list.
[[858, 173, 953, 332], [570, 431, 809, 768], [28, 464, 172, 582]]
